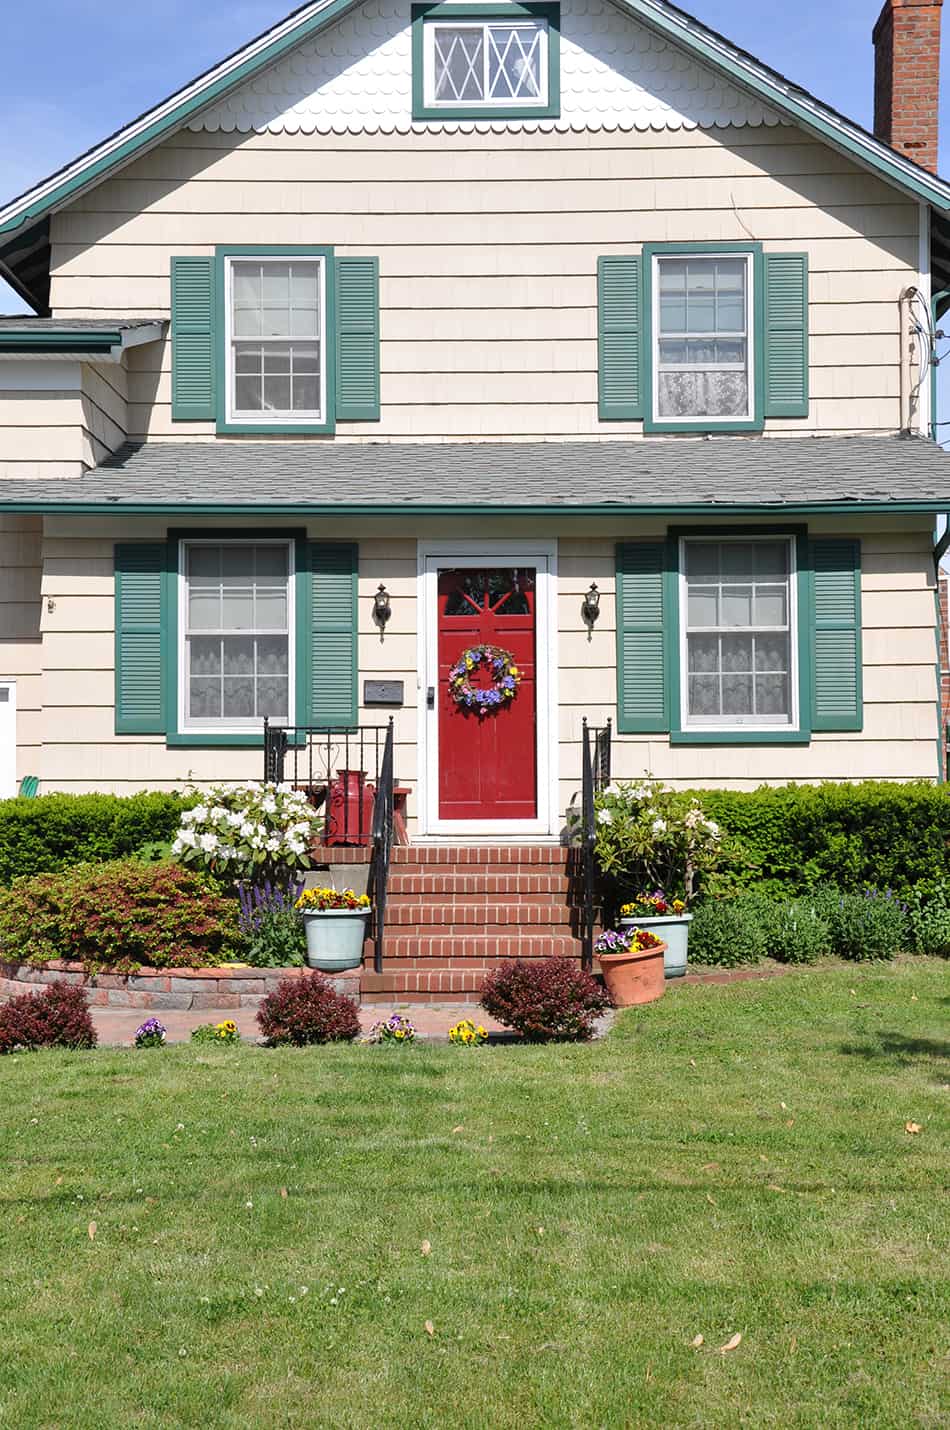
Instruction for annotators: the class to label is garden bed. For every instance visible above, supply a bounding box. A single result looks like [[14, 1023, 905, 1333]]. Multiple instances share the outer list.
[[0, 959, 359, 1010]]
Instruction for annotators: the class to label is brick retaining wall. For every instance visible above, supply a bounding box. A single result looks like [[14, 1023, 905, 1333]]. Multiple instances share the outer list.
[[0, 960, 360, 1010]]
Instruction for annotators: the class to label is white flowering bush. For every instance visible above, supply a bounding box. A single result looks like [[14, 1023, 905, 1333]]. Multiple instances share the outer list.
[[577, 776, 721, 903], [172, 782, 321, 882]]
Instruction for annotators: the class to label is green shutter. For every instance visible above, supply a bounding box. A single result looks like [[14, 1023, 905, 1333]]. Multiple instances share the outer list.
[[307, 542, 358, 727], [171, 256, 216, 421], [114, 543, 167, 735], [335, 257, 380, 421], [616, 541, 669, 733], [598, 256, 643, 421], [763, 253, 809, 418], [811, 538, 862, 731]]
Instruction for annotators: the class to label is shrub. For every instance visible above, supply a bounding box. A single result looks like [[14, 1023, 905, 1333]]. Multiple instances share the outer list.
[[173, 783, 321, 883], [695, 782, 950, 900], [0, 860, 240, 971], [0, 792, 188, 886], [765, 899, 832, 966], [0, 982, 97, 1054], [581, 778, 721, 905], [479, 957, 609, 1042], [688, 894, 771, 968], [257, 972, 361, 1046], [906, 884, 950, 957], [820, 887, 908, 962], [238, 880, 306, 968]]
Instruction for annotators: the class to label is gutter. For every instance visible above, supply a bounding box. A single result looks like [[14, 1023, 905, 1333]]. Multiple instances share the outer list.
[[1, 500, 949, 518]]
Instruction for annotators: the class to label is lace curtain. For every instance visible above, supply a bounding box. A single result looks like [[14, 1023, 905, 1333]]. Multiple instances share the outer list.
[[658, 371, 748, 419]]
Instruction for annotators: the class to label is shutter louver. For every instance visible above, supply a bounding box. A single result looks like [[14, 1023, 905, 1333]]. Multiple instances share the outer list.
[[763, 252, 809, 419], [335, 257, 380, 421], [114, 543, 166, 735], [616, 541, 669, 733], [811, 538, 862, 731], [308, 542, 358, 727], [598, 256, 643, 421], [171, 256, 216, 421]]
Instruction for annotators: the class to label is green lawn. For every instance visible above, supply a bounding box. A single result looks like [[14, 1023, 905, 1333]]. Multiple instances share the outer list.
[[0, 962, 947, 1429]]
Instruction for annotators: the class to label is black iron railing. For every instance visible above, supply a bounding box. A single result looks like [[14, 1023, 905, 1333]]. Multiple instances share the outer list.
[[580, 717, 612, 972], [263, 718, 396, 970]]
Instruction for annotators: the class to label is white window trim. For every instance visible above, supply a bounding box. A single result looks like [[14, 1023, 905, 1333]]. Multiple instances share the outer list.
[[178, 537, 296, 736], [652, 253, 755, 427], [678, 535, 799, 734], [224, 255, 327, 427], [422, 17, 549, 109]]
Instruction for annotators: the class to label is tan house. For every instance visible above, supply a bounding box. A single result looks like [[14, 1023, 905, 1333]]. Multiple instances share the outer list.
[[0, 0, 948, 991]]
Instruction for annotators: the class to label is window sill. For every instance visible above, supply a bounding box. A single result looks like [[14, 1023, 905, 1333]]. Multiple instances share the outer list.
[[643, 416, 764, 435], [412, 103, 560, 120], [216, 419, 335, 436], [670, 728, 811, 746]]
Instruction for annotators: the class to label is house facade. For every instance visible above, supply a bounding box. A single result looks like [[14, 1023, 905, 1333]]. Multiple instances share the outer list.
[[0, 0, 948, 850]]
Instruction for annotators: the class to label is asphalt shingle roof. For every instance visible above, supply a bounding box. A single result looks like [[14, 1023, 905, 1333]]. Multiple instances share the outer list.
[[0, 317, 162, 332], [0, 436, 947, 513]]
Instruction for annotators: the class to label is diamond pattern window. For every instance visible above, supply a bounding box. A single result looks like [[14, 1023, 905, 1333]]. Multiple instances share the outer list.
[[682, 538, 795, 728], [424, 17, 549, 107]]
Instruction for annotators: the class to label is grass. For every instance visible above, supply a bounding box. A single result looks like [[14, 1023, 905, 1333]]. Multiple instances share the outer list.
[[0, 962, 947, 1429]]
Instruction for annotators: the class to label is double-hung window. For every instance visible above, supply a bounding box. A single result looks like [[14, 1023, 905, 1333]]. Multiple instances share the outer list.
[[654, 254, 752, 424], [225, 257, 326, 426], [413, 4, 560, 119], [181, 540, 293, 732], [681, 537, 796, 730]]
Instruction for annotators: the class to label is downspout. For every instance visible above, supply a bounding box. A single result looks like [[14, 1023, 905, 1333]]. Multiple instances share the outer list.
[[930, 286, 950, 441], [930, 289, 950, 779]]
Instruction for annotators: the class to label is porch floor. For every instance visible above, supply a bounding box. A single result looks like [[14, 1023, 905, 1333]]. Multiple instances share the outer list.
[[89, 1003, 506, 1046]]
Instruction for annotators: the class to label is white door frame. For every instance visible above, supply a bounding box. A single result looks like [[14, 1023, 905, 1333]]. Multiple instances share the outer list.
[[0, 679, 16, 800], [417, 539, 559, 839]]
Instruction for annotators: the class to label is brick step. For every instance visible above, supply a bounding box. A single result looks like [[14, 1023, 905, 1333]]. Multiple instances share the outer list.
[[373, 933, 582, 959], [362, 963, 576, 1001], [387, 871, 573, 896], [383, 902, 576, 927], [391, 845, 569, 867]]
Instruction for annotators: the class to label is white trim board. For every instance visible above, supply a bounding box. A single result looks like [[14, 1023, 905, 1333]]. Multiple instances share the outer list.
[[416, 538, 559, 839]]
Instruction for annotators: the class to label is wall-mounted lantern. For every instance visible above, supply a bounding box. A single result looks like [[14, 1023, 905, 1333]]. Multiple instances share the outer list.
[[581, 582, 601, 638], [373, 583, 392, 633]]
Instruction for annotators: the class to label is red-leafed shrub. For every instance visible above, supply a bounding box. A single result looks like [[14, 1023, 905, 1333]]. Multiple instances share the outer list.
[[0, 982, 97, 1054], [0, 859, 239, 971], [480, 957, 609, 1042], [257, 972, 361, 1046]]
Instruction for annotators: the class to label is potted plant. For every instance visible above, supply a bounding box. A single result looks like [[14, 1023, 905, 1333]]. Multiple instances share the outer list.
[[294, 886, 371, 971], [594, 927, 666, 1008], [619, 891, 692, 980]]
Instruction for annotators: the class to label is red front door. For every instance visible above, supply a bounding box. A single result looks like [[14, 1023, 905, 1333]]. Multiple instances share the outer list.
[[437, 567, 538, 822]]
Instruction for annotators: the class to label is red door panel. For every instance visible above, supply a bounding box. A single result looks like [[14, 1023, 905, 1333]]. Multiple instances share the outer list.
[[437, 567, 537, 821]]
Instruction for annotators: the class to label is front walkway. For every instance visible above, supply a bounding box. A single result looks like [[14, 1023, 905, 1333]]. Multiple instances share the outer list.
[[92, 1003, 504, 1046]]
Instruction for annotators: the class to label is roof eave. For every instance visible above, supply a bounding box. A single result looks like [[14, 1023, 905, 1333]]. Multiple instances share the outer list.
[[0, 322, 166, 362], [0, 499, 945, 517]]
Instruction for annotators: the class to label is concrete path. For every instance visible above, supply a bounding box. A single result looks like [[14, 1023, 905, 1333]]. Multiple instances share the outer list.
[[92, 1004, 503, 1046]]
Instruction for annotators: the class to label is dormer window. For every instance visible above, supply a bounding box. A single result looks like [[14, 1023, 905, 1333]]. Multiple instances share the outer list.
[[412, 3, 560, 120]]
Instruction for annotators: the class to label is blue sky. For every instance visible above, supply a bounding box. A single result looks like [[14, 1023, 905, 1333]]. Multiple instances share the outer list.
[[1, 0, 948, 428]]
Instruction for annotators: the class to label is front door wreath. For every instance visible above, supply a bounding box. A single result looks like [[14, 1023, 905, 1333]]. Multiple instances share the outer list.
[[448, 644, 521, 714]]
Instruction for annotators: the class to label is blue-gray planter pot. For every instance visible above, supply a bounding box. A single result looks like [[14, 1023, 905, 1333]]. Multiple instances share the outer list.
[[302, 909, 370, 972], [620, 914, 692, 979]]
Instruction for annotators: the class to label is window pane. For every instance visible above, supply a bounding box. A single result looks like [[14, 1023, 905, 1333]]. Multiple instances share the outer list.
[[716, 260, 745, 290], [659, 260, 686, 292], [221, 547, 255, 580], [261, 263, 291, 336], [685, 544, 719, 582], [255, 590, 288, 629], [659, 298, 687, 336], [688, 673, 720, 717], [433, 27, 484, 101], [222, 637, 254, 676], [756, 673, 790, 717], [687, 634, 719, 674], [257, 636, 289, 675], [189, 678, 221, 720], [721, 586, 753, 626], [687, 587, 718, 627], [258, 676, 289, 718], [721, 634, 753, 672], [716, 294, 745, 331], [755, 542, 790, 579], [188, 588, 219, 631], [755, 633, 790, 672], [488, 24, 543, 99], [720, 544, 755, 581], [722, 673, 754, 715], [232, 263, 262, 338], [235, 374, 262, 411], [754, 586, 788, 627], [290, 264, 319, 312], [687, 292, 716, 333], [255, 546, 289, 579], [223, 678, 255, 719], [221, 589, 254, 629], [263, 374, 291, 411], [189, 637, 221, 677], [657, 371, 748, 418], [188, 547, 220, 579], [292, 375, 319, 411]]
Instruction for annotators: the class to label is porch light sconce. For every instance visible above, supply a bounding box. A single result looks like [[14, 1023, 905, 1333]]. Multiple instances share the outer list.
[[581, 583, 601, 639], [373, 583, 392, 635]]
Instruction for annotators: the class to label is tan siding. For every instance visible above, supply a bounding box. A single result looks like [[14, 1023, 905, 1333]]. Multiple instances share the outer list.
[[48, 124, 920, 441], [0, 518, 43, 782]]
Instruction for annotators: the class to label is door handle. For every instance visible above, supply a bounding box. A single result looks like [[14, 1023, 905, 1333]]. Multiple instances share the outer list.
[[427, 686, 435, 709]]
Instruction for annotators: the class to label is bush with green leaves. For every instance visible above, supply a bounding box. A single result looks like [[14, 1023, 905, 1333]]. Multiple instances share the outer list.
[[906, 884, 950, 957], [687, 893, 771, 968], [0, 792, 188, 886], [817, 887, 909, 962], [237, 880, 306, 968], [0, 859, 240, 971], [581, 777, 721, 905], [172, 782, 321, 883], [765, 899, 832, 966]]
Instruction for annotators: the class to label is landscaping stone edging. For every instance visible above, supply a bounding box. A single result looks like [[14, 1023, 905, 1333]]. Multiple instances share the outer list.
[[0, 959, 359, 1010]]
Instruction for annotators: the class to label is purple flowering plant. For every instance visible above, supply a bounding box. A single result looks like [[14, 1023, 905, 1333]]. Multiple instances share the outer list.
[[367, 1013, 416, 1045], [448, 644, 521, 715], [134, 1017, 166, 1049], [237, 879, 307, 968]]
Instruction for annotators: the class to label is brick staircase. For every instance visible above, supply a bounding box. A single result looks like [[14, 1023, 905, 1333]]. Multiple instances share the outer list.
[[316, 844, 583, 1001]]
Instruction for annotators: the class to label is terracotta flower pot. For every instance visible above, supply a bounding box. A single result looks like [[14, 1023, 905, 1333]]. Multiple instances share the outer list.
[[597, 940, 667, 1007]]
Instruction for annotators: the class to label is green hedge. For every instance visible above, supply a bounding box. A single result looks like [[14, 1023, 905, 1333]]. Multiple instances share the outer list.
[[693, 782, 950, 898], [0, 793, 187, 885]]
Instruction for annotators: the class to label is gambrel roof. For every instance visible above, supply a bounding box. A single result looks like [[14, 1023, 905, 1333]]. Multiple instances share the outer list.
[[2, 0, 950, 313]]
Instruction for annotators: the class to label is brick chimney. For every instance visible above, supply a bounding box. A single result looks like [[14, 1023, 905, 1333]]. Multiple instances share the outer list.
[[873, 0, 943, 172]]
